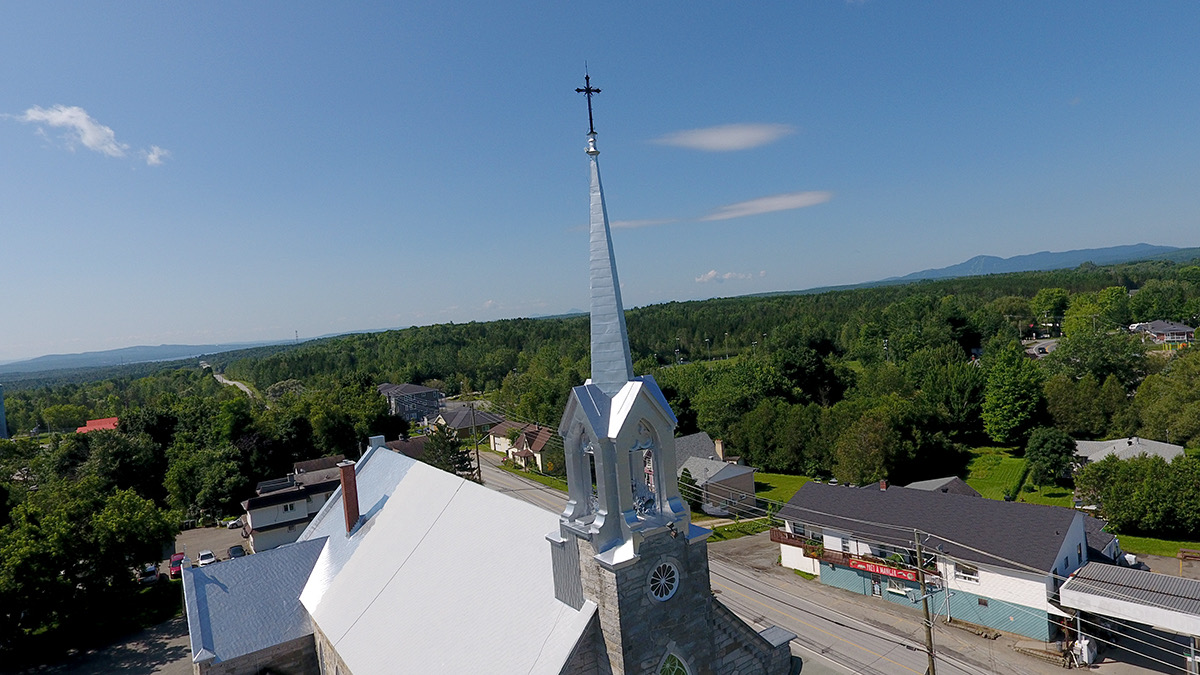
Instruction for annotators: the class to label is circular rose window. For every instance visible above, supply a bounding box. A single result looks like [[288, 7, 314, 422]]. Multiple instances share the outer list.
[[648, 562, 679, 601]]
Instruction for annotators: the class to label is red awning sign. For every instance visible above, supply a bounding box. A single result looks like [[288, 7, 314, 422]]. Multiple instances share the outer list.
[[848, 558, 918, 582]]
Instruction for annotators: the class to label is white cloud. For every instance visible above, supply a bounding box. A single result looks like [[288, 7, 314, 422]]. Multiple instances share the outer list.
[[701, 190, 832, 221], [19, 105, 128, 157], [611, 218, 678, 229], [652, 123, 794, 152], [482, 299, 496, 310], [695, 270, 754, 284], [144, 145, 170, 166]]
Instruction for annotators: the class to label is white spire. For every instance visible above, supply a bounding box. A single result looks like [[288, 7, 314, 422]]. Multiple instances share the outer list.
[[586, 132, 634, 396]]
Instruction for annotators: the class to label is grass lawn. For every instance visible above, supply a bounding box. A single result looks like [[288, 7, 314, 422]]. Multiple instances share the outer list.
[[965, 447, 1026, 499], [498, 463, 568, 492], [1113, 534, 1200, 558], [708, 518, 772, 542], [754, 473, 811, 504], [1016, 484, 1075, 508]]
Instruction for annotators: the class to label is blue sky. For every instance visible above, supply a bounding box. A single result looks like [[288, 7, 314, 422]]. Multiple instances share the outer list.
[[2, 3, 1199, 362]]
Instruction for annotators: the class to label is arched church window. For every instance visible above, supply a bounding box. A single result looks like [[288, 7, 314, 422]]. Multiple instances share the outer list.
[[659, 653, 689, 675]]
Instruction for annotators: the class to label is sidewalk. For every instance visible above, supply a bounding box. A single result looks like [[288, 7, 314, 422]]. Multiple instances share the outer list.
[[711, 532, 1182, 674]]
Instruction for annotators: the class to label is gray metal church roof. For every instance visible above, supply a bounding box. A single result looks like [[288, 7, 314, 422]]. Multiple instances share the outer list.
[[182, 537, 326, 665], [297, 445, 596, 674]]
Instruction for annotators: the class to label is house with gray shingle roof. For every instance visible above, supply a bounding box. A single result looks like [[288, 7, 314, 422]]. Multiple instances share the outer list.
[[1074, 436, 1184, 464], [777, 481, 1089, 641], [904, 475, 981, 497], [674, 431, 756, 516]]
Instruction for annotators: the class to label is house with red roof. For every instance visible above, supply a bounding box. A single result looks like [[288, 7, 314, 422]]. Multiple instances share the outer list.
[[76, 417, 119, 433]]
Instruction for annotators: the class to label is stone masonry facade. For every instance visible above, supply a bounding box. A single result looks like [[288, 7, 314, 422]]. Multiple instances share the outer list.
[[195, 634, 318, 675], [569, 530, 789, 675]]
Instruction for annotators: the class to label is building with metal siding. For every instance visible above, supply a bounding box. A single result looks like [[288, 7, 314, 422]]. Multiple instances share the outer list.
[[777, 482, 1088, 641]]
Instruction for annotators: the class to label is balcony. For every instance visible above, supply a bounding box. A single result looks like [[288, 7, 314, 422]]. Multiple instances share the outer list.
[[770, 529, 850, 565]]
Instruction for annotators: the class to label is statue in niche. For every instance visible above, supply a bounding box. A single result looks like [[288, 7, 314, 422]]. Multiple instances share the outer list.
[[631, 421, 657, 516]]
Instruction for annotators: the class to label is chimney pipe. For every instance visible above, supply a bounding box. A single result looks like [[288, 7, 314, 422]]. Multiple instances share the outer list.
[[879, 479, 888, 491], [338, 460, 360, 534], [714, 439, 724, 460]]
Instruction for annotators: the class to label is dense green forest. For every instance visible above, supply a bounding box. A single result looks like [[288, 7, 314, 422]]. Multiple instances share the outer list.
[[4, 257, 1200, 659]]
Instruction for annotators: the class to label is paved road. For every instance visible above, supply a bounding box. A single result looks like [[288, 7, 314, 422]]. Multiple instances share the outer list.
[[200, 361, 256, 399]]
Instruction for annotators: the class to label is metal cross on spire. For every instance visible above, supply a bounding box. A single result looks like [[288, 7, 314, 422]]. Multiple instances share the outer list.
[[576, 72, 601, 135]]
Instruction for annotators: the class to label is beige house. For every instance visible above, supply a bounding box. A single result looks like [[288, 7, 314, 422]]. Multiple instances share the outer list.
[[489, 420, 555, 471]]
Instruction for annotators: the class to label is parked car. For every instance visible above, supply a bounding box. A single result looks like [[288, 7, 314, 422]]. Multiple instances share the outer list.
[[138, 563, 159, 584], [196, 550, 218, 567], [225, 518, 243, 529], [227, 545, 247, 559], [169, 553, 187, 579]]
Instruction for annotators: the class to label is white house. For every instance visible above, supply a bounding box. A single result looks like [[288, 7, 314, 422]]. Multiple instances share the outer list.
[[1075, 437, 1184, 464], [777, 481, 1091, 641], [241, 456, 343, 553]]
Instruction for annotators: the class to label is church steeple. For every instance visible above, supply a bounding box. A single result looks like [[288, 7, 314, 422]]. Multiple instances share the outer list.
[[546, 75, 795, 675], [578, 76, 634, 397]]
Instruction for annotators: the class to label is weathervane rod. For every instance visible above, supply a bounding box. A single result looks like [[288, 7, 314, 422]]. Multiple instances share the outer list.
[[575, 70, 600, 135]]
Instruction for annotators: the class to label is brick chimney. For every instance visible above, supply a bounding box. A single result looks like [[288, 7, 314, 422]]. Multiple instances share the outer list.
[[338, 460, 360, 534], [714, 438, 724, 460], [879, 479, 888, 491]]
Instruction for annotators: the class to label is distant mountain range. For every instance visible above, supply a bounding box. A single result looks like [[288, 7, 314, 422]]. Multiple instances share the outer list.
[[885, 243, 1185, 282], [0, 342, 285, 376]]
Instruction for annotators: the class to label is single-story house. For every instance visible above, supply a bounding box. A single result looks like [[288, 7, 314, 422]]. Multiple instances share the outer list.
[[674, 431, 755, 516], [1130, 320, 1194, 344], [241, 456, 344, 553], [777, 481, 1092, 641], [1074, 437, 1183, 464], [377, 382, 441, 421]]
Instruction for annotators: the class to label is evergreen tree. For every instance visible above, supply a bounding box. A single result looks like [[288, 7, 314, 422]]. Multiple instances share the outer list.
[[422, 423, 475, 481]]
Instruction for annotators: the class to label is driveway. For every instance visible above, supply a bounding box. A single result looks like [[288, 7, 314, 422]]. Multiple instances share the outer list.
[[28, 616, 192, 675]]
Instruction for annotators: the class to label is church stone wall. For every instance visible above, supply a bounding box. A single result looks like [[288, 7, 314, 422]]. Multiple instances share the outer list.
[[313, 624, 354, 675], [195, 634, 318, 675], [710, 600, 792, 675], [580, 533, 717, 675], [560, 610, 614, 675]]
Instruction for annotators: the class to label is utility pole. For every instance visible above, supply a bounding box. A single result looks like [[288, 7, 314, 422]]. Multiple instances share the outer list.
[[914, 529, 937, 675], [470, 401, 482, 484]]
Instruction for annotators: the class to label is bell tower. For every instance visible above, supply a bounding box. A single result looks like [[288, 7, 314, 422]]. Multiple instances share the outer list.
[[548, 73, 718, 675]]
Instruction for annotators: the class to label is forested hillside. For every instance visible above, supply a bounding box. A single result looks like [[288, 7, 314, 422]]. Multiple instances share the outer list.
[[4, 258, 1200, 646]]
